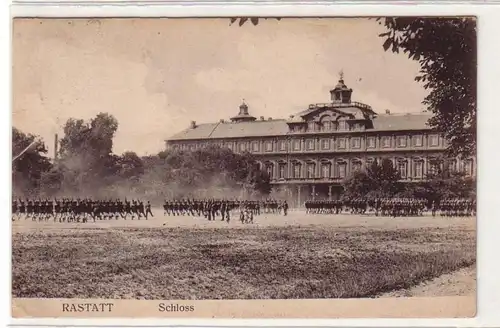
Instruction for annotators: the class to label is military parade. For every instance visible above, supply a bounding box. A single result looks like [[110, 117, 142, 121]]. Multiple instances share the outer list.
[[12, 195, 474, 223], [11, 198, 154, 222]]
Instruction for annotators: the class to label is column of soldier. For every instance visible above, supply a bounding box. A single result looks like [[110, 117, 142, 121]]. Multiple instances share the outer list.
[[304, 198, 476, 217], [11, 198, 154, 223], [162, 198, 290, 224]]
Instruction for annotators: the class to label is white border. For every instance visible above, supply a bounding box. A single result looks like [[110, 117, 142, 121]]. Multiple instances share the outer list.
[[4, 1, 500, 327]]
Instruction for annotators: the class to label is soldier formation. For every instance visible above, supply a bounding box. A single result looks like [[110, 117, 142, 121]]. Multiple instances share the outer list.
[[163, 198, 289, 224], [11, 196, 474, 223], [305, 197, 475, 217], [11, 198, 154, 222]]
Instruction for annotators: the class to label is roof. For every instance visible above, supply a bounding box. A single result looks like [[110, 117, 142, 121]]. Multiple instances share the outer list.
[[168, 120, 290, 141], [167, 112, 433, 141], [373, 113, 432, 131]]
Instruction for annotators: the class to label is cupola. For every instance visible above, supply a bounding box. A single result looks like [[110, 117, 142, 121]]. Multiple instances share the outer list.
[[330, 70, 353, 104], [230, 100, 257, 123]]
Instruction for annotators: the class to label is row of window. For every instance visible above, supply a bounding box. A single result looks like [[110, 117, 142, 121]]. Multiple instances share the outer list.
[[173, 134, 441, 152], [291, 121, 365, 133], [262, 159, 474, 180]]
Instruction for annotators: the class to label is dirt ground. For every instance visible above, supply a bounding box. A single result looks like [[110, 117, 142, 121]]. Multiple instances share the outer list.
[[380, 265, 476, 297], [11, 207, 476, 233]]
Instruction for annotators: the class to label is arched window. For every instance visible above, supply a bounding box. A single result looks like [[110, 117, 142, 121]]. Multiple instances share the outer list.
[[338, 121, 346, 130], [278, 162, 287, 179], [413, 159, 423, 179], [306, 162, 316, 179], [321, 161, 331, 178], [265, 162, 274, 179], [292, 162, 302, 179], [323, 121, 331, 131], [397, 159, 407, 178], [337, 161, 347, 178]]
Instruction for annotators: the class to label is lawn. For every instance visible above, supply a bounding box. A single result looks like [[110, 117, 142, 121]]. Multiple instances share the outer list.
[[12, 224, 475, 299]]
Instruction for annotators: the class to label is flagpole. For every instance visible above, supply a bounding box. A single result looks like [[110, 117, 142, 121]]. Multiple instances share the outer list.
[[12, 139, 39, 163]]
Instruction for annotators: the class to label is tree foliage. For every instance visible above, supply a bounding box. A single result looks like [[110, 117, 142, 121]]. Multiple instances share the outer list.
[[378, 17, 477, 158], [159, 145, 271, 198], [229, 17, 281, 26], [342, 159, 402, 198], [13, 114, 271, 201], [57, 113, 120, 194], [12, 127, 53, 197]]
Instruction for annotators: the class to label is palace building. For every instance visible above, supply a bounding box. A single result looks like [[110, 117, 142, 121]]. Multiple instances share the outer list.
[[165, 77, 475, 206]]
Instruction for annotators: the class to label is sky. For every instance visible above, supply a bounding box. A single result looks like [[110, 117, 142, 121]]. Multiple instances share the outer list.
[[12, 18, 428, 156]]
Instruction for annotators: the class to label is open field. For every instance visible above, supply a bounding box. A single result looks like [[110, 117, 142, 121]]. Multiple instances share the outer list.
[[12, 210, 476, 299]]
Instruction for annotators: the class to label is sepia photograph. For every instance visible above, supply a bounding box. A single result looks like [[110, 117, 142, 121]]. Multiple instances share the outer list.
[[11, 16, 476, 317]]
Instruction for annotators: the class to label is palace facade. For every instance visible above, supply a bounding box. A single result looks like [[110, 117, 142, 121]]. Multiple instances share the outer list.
[[166, 78, 475, 206]]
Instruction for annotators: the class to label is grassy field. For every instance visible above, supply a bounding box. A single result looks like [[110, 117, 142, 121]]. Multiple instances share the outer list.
[[12, 212, 476, 300]]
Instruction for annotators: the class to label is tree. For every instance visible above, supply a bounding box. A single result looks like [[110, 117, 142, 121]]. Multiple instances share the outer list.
[[154, 145, 271, 198], [342, 159, 402, 198], [57, 112, 120, 194], [12, 127, 53, 197], [117, 151, 144, 181], [378, 17, 476, 158]]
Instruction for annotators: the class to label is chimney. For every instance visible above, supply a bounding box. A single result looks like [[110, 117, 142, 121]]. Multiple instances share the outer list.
[[260, 116, 265, 121], [385, 109, 391, 115], [190, 121, 197, 128], [220, 119, 225, 123], [54, 133, 58, 159], [268, 117, 273, 120]]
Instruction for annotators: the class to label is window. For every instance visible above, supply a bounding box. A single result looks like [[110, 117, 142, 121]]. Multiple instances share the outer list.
[[293, 140, 301, 151], [367, 137, 376, 148], [338, 163, 347, 178], [279, 140, 286, 151], [351, 137, 361, 149], [413, 135, 423, 147], [397, 136, 407, 148], [238, 143, 246, 152], [448, 159, 457, 172], [382, 136, 391, 148], [227, 143, 233, 150], [338, 121, 346, 130], [464, 160, 473, 176], [308, 122, 316, 132], [429, 135, 439, 147], [265, 163, 273, 179], [292, 163, 302, 178], [278, 163, 286, 179], [414, 161, 423, 179], [252, 142, 259, 152], [321, 163, 331, 178], [321, 139, 330, 150], [265, 141, 273, 152], [337, 138, 346, 149], [323, 121, 332, 131], [306, 139, 315, 150], [306, 163, 315, 179], [398, 161, 407, 178]]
